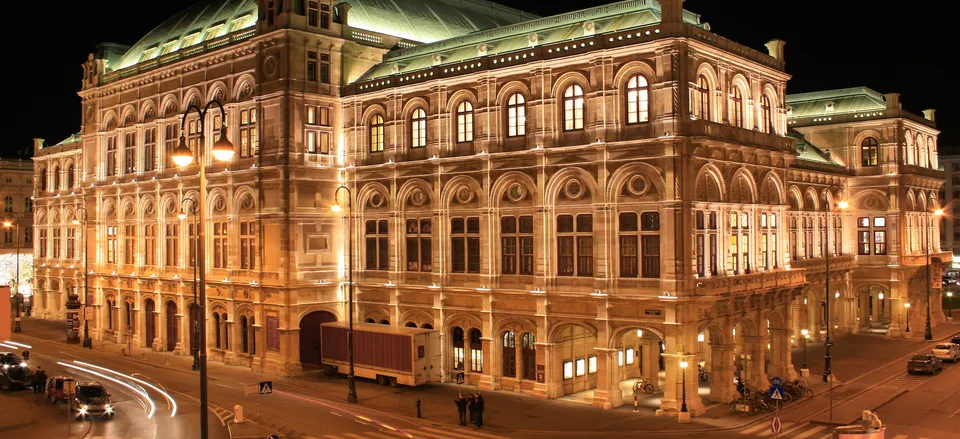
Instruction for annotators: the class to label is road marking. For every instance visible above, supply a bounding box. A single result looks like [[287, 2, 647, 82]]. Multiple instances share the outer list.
[[416, 427, 509, 439], [950, 407, 960, 418], [793, 425, 828, 439], [330, 411, 344, 417], [891, 435, 908, 439], [739, 422, 769, 434], [757, 422, 793, 436]]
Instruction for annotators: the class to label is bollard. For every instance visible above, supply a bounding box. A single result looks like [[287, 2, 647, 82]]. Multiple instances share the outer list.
[[634, 395, 639, 412], [234, 404, 244, 423], [416, 398, 422, 418]]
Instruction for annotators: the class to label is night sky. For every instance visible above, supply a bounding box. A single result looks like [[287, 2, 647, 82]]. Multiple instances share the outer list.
[[4, 0, 953, 160]]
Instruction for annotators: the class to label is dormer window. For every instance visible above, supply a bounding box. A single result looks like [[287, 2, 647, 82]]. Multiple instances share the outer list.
[[139, 45, 159, 62], [158, 39, 179, 56], [228, 15, 250, 33], [202, 23, 224, 42], [824, 101, 835, 112], [181, 31, 201, 48]]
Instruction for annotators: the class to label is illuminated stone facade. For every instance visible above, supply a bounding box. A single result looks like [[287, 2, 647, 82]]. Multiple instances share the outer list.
[[31, 0, 945, 415], [1, 159, 34, 297]]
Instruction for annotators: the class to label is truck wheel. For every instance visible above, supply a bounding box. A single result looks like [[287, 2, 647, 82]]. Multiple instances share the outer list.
[[377, 375, 389, 386], [388, 377, 398, 387]]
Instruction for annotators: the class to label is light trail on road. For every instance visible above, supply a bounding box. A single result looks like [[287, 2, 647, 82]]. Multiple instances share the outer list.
[[0, 342, 20, 350], [58, 361, 158, 419], [75, 360, 179, 417], [3, 340, 33, 349]]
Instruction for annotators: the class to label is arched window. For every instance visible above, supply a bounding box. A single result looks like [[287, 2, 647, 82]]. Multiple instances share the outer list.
[[405, 321, 418, 328], [53, 166, 61, 190], [411, 108, 426, 148], [861, 137, 879, 167], [2, 196, 11, 213], [502, 331, 516, 378], [563, 85, 584, 131], [452, 326, 465, 369], [456, 101, 474, 143], [67, 164, 75, 188], [731, 87, 744, 128], [625, 75, 649, 124], [378, 319, 390, 325], [469, 328, 483, 372], [421, 323, 433, 329], [913, 135, 921, 166], [506, 93, 526, 137], [240, 315, 249, 353], [25, 198, 32, 213], [364, 317, 375, 323], [693, 75, 710, 120], [369, 115, 384, 152], [39, 168, 48, 192], [521, 333, 536, 380], [760, 95, 773, 134]]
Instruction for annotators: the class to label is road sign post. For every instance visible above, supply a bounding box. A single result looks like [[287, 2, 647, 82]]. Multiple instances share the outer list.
[[256, 381, 273, 437], [771, 416, 782, 435]]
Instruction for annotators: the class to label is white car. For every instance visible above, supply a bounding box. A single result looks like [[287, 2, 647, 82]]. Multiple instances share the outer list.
[[932, 343, 959, 362]]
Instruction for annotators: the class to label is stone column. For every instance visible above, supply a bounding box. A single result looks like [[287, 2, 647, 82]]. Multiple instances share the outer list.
[[656, 352, 705, 418], [767, 329, 795, 380], [479, 336, 498, 390], [709, 343, 736, 403], [641, 339, 660, 389], [538, 342, 561, 399], [742, 335, 766, 389], [592, 348, 623, 409]]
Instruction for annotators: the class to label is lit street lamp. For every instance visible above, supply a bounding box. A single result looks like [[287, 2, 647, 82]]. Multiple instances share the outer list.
[[332, 186, 358, 404], [179, 198, 200, 371], [679, 359, 689, 414], [925, 208, 944, 341], [905, 302, 911, 333], [171, 98, 234, 439], [800, 329, 809, 370], [947, 291, 954, 319], [822, 196, 848, 383], [72, 207, 92, 348], [2, 218, 21, 333]]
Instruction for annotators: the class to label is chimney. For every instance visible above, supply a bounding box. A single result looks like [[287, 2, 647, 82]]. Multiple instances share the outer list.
[[660, 0, 684, 25], [33, 138, 45, 153], [335, 2, 351, 26], [764, 39, 786, 61], [884, 93, 901, 111], [923, 109, 936, 122]]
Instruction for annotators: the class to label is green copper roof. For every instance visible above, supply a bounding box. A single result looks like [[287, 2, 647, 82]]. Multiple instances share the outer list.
[[116, 0, 257, 70], [785, 87, 887, 119], [788, 128, 838, 165], [339, 0, 538, 44], [54, 133, 82, 147], [355, 0, 704, 82]]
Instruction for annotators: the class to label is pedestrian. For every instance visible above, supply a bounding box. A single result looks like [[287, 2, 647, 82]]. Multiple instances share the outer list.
[[467, 393, 476, 424], [454, 394, 468, 426], [33, 366, 47, 394], [473, 393, 484, 428]]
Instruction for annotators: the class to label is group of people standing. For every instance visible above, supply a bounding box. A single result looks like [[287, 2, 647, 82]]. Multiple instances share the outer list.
[[32, 366, 47, 393], [454, 392, 484, 428]]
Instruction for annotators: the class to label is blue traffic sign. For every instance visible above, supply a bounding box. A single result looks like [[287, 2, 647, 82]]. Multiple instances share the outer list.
[[259, 381, 273, 395], [456, 372, 465, 385], [771, 376, 783, 387], [769, 386, 785, 400]]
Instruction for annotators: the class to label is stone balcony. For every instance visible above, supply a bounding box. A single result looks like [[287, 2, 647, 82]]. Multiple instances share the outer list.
[[693, 269, 806, 296]]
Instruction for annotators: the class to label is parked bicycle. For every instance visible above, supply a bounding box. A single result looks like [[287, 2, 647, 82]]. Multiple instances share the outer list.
[[698, 364, 708, 382], [633, 377, 655, 394]]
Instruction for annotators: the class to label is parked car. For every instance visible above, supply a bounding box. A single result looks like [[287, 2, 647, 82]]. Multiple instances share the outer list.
[[0, 352, 31, 390], [932, 344, 960, 362], [70, 381, 114, 419], [47, 376, 76, 403], [951, 335, 960, 345], [907, 354, 943, 374]]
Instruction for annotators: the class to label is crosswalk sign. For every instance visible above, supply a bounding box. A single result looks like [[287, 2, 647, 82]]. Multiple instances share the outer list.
[[259, 381, 273, 395], [769, 386, 784, 400], [456, 372, 465, 385]]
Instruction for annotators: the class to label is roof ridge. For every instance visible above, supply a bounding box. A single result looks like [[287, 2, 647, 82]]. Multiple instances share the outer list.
[[785, 86, 885, 103]]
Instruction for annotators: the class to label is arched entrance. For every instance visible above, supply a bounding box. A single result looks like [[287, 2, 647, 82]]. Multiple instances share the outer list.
[[299, 311, 336, 369], [144, 299, 156, 349], [598, 326, 666, 409], [550, 324, 598, 397], [733, 317, 763, 389], [165, 301, 177, 352], [699, 324, 735, 403]]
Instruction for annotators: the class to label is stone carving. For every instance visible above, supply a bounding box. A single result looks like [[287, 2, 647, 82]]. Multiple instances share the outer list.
[[625, 175, 648, 196], [455, 186, 474, 204], [214, 197, 226, 212], [368, 192, 385, 208], [410, 189, 427, 206], [240, 194, 255, 211], [506, 183, 526, 202], [563, 179, 584, 200]]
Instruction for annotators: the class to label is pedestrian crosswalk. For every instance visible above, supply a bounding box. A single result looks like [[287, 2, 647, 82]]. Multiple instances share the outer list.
[[739, 422, 928, 439], [307, 426, 510, 439]]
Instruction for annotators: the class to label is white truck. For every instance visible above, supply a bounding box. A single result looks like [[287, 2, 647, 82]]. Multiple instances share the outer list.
[[320, 322, 441, 386]]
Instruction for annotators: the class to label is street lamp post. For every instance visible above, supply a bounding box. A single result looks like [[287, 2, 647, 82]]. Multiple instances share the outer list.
[[904, 302, 911, 333], [72, 207, 92, 348], [925, 208, 943, 341], [679, 359, 689, 414], [822, 196, 849, 383], [947, 292, 954, 319], [800, 329, 809, 370], [179, 199, 200, 371], [171, 99, 235, 439], [3, 218, 21, 333], [332, 186, 358, 404]]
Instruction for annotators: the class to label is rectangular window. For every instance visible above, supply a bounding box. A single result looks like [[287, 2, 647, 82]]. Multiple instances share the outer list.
[[308, 1, 319, 26], [165, 224, 179, 266], [501, 216, 533, 275], [626, 348, 635, 365], [405, 219, 432, 272], [53, 228, 61, 259], [451, 217, 480, 273], [240, 221, 257, 269], [858, 231, 870, 255], [165, 123, 179, 168], [105, 135, 117, 176], [240, 108, 258, 158], [124, 132, 137, 174], [576, 358, 585, 377], [143, 128, 156, 171], [39, 229, 48, 258], [874, 231, 887, 255], [588, 356, 597, 374], [187, 118, 201, 161], [124, 224, 136, 265], [558, 214, 593, 277], [307, 51, 318, 82], [106, 226, 117, 263], [214, 222, 228, 268], [563, 361, 574, 379], [144, 225, 156, 266], [365, 219, 389, 270], [66, 228, 75, 259], [320, 4, 330, 28], [320, 53, 330, 84]]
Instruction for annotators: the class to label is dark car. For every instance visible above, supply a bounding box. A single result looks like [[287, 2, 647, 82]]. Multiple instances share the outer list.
[[0, 352, 31, 390], [951, 335, 960, 345], [907, 354, 943, 374], [71, 381, 114, 419], [47, 376, 76, 403]]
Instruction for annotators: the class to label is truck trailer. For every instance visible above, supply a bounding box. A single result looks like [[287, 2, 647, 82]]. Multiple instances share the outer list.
[[320, 322, 441, 386]]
